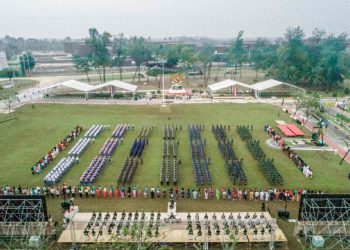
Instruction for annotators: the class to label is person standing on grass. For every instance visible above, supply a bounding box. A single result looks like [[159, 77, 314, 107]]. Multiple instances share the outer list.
[[91, 187, 95, 198], [204, 188, 208, 200], [255, 189, 259, 201], [181, 187, 185, 199], [115, 186, 120, 199], [222, 187, 227, 200], [156, 186, 160, 198], [192, 189, 198, 200], [144, 186, 148, 198], [127, 186, 132, 198], [238, 189, 243, 200], [109, 185, 113, 199], [133, 186, 137, 198], [186, 188, 191, 199], [138, 187, 142, 197], [66, 186, 70, 198], [175, 187, 179, 199], [150, 187, 155, 199], [50, 186, 55, 198], [62, 185, 67, 200], [85, 186, 89, 198], [216, 189, 220, 200], [227, 188, 232, 200], [96, 187, 101, 199], [249, 189, 254, 201], [209, 187, 214, 200], [121, 186, 125, 198], [103, 186, 107, 198]]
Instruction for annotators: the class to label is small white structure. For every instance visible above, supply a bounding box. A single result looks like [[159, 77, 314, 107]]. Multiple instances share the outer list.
[[163, 84, 191, 97]]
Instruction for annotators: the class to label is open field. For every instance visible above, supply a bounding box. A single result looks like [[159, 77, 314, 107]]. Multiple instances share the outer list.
[[1, 102, 349, 250], [0, 103, 349, 191]]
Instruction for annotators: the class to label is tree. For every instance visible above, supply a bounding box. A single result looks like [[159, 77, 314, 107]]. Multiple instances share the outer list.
[[229, 31, 246, 78], [250, 38, 277, 79], [127, 36, 152, 83], [72, 55, 91, 84], [179, 45, 196, 86], [19, 52, 36, 76], [5, 95, 20, 113], [317, 33, 349, 90], [198, 44, 214, 87], [292, 94, 318, 120], [275, 27, 308, 85], [3, 36, 21, 60], [112, 33, 128, 81], [85, 28, 112, 83], [164, 45, 184, 68]]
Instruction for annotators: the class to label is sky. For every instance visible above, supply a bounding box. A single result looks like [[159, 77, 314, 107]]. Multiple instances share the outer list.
[[0, 0, 349, 39]]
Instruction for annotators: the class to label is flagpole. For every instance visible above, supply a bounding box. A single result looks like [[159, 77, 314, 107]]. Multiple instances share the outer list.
[[161, 60, 166, 107]]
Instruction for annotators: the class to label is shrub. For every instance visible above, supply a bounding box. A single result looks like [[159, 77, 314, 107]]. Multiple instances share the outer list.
[[344, 87, 350, 95], [0, 69, 20, 78]]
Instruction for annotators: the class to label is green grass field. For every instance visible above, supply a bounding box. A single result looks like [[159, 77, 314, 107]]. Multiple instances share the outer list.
[[0, 103, 349, 192], [1, 103, 349, 250]]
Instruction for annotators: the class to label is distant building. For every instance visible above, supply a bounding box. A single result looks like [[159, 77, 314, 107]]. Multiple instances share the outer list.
[[0, 51, 8, 70]]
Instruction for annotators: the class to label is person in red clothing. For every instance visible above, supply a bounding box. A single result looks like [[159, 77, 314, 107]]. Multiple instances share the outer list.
[[209, 187, 214, 200], [109, 185, 113, 198], [115, 187, 120, 199], [96, 188, 101, 198], [175, 187, 179, 199], [103, 186, 107, 198]]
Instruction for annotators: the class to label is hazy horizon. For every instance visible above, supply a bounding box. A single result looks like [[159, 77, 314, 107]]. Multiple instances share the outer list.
[[0, 0, 349, 39]]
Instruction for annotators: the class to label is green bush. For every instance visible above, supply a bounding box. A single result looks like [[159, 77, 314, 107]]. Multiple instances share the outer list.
[[344, 87, 350, 95], [0, 69, 21, 78], [332, 92, 338, 98]]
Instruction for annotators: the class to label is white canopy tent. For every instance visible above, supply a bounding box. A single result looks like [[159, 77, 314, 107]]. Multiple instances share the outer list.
[[90, 80, 137, 92], [90, 80, 138, 98], [208, 79, 253, 96], [44, 80, 94, 92], [43, 79, 138, 99], [250, 79, 305, 97]]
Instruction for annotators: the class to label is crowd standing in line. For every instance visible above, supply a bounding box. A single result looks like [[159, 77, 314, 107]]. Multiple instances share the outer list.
[[264, 125, 313, 178], [31, 126, 83, 175], [0, 184, 326, 203]]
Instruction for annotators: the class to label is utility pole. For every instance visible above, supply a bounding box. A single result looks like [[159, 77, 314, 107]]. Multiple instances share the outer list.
[[161, 60, 166, 107]]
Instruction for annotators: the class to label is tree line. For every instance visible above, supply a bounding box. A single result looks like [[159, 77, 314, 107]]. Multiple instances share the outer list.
[[73, 27, 349, 90], [1, 26, 349, 90]]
